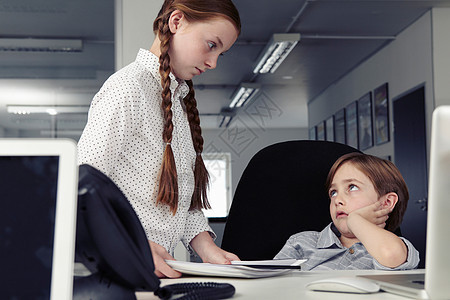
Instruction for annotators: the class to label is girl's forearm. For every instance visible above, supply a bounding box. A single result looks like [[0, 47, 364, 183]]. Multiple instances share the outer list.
[[190, 231, 216, 259]]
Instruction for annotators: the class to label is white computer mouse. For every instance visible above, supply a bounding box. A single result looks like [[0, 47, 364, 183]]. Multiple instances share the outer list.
[[305, 276, 381, 294]]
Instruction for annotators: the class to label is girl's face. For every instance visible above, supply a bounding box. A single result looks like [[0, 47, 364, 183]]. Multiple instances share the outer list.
[[168, 12, 239, 80], [328, 162, 380, 236]]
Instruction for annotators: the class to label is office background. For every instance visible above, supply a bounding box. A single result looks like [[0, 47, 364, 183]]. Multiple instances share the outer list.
[[1, 0, 449, 266]]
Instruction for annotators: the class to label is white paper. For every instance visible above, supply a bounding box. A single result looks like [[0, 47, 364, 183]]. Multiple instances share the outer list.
[[165, 259, 306, 279]]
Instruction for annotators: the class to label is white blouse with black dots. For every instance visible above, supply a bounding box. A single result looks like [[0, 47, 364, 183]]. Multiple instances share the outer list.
[[77, 48, 214, 256]]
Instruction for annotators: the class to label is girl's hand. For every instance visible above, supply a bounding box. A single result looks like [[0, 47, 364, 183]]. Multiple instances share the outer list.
[[201, 246, 240, 264], [190, 231, 240, 264], [148, 240, 182, 278]]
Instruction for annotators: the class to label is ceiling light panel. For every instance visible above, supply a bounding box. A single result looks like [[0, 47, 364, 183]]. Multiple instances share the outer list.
[[0, 38, 83, 52], [253, 33, 300, 74], [229, 82, 261, 108]]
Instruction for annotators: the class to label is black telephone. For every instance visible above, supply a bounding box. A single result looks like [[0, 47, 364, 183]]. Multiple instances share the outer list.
[[73, 164, 235, 300]]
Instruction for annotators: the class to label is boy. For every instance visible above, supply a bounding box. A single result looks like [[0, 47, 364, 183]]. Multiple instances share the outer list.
[[275, 152, 419, 270]]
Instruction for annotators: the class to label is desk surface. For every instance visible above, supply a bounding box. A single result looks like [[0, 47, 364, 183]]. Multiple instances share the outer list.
[[136, 269, 424, 300]]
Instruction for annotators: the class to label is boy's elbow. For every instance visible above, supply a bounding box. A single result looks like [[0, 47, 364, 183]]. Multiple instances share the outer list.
[[379, 244, 408, 268]]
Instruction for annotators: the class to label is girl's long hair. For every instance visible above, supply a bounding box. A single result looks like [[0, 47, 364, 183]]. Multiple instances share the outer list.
[[153, 0, 241, 214]]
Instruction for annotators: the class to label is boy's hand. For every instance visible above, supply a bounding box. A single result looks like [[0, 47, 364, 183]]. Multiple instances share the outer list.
[[345, 198, 408, 269], [348, 200, 391, 231]]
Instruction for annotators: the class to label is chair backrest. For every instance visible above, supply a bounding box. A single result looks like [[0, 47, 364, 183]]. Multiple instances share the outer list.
[[221, 140, 360, 260]]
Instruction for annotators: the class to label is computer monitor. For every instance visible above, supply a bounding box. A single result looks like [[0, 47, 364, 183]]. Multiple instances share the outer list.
[[0, 139, 78, 300]]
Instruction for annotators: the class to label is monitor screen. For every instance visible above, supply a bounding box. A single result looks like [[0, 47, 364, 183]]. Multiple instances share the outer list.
[[0, 155, 59, 299]]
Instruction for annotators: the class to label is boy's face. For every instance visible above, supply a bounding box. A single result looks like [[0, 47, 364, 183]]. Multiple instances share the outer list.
[[328, 162, 380, 236]]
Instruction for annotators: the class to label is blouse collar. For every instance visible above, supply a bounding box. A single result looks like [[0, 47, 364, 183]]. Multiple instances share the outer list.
[[136, 48, 189, 99]]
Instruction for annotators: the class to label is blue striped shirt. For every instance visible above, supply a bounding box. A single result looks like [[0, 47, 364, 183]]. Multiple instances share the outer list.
[[274, 223, 420, 271]]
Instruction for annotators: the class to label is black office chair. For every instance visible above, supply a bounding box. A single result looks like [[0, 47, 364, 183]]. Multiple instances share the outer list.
[[221, 140, 360, 260]]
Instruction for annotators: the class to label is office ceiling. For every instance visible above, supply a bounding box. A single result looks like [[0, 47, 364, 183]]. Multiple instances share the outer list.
[[0, 0, 449, 138]]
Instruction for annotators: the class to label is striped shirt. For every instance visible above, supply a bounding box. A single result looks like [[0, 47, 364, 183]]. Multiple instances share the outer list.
[[274, 223, 420, 271]]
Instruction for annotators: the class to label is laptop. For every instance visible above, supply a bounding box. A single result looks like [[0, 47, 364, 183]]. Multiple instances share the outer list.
[[359, 105, 450, 299], [0, 138, 78, 300]]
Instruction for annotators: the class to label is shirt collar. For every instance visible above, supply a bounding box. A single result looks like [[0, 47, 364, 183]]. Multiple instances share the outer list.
[[136, 48, 189, 99], [317, 222, 344, 249]]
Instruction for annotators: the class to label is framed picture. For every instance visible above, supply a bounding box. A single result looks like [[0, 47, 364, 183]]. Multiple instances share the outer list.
[[325, 116, 334, 142], [345, 101, 358, 149], [380, 155, 392, 161], [309, 126, 316, 140], [374, 82, 390, 145], [334, 108, 346, 144], [316, 121, 325, 141], [357, 92, 373, 150]]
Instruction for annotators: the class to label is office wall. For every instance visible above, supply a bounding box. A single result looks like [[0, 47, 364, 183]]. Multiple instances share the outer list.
[[308, 11, 435, 159], [115, 0, 162, 70], [432, 8, 450, 108]]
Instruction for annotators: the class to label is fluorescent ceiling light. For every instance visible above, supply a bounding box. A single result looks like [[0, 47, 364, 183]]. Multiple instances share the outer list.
[[0, 38, 83, 52], [219, 115, 233, 128], [253, 33, 300, 74], [40, 130, 84, 136], [7, 105, 89, 115], [218, 107, 236, 128], [229, 83, 261, 108]]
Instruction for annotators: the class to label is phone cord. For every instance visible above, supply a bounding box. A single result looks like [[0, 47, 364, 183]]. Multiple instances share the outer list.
[[154, 282, 235, 300]]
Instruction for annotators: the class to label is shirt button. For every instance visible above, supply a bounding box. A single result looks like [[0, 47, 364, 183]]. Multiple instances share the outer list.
[[349, 248, 355, 254]]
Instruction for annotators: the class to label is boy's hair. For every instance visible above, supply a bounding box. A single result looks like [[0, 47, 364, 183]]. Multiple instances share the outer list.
[[325, 152, 409, 232], [152, 0, 241, 214]]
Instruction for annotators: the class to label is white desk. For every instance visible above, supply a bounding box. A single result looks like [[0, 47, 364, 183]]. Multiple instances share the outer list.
[[136, 269, 423, 299]]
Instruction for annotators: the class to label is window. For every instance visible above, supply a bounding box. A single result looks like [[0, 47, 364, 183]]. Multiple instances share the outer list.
[[202, 153, 232, 218]]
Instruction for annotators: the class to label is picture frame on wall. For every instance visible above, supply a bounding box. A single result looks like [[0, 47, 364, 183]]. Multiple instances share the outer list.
[[345, 101, 358, 149], [334, 108, 346, 144], [316, 121, 325, 141], [374, 82, 390, 145], [309, 126, 316, 140], [357, 92, 373, 150], [380, 155, 392, 161], [325, 116, 334, 142]]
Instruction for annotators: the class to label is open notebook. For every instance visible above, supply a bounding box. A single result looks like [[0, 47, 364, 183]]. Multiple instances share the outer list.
[[0, 139, 78, 300], [359, 105, 450, 299]]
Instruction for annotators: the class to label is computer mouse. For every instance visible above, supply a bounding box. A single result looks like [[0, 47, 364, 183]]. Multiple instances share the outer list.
[[305, 276, 381, 294]]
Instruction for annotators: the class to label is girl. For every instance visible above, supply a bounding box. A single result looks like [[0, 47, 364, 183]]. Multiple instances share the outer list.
[[275, 152, 419, 270], [78, 0, 241, 278]]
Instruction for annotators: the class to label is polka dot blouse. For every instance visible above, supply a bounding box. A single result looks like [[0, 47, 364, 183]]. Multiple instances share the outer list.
[[77, 49, 213, 256]]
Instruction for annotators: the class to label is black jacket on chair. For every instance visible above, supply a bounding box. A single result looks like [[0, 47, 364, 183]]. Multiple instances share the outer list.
[[221, 140, 360, 261]]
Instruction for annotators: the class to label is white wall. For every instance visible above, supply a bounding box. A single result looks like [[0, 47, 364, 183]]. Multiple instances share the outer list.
[[115, 0, 162, 70], [308, 11, 435, 159], [432, 8, 450, 108]]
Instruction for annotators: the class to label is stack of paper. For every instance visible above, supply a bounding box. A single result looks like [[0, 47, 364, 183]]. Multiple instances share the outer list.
[[165, 259, 306, 279]]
